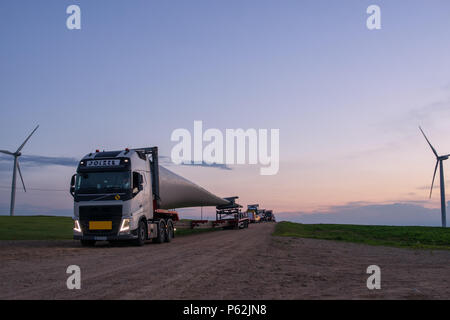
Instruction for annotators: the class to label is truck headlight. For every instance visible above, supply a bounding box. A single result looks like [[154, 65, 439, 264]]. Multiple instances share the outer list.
[[74, 219, 82, 233], [119, 218, 130, 232]]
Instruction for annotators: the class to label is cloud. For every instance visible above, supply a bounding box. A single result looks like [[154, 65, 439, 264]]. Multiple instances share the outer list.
[[0, 154, 232, 173], [410, 97, 450, 123], [159, 156, 232, 170], [20, 155, 78, 167], [416, 179, 450, 191], [179, 162, 232, 170], [277, 202, 445, 227], [376, 87, 450, 137], [0, 154, 78, 171]]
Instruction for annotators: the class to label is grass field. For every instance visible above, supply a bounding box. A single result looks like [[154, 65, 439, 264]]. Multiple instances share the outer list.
[[0, 216, 73, 240], [0, 216, 217, 240], [273, 221, 450, 250]]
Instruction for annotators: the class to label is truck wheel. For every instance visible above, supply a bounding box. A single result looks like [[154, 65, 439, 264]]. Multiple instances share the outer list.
[[165, 220, 174, 243], [152, 220, 166, 244], [80, 240, 96, 247], [134, 219, 147, 246]]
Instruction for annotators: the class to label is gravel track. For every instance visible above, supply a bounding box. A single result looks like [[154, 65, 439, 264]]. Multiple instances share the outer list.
[[0, 223, 449, 299]]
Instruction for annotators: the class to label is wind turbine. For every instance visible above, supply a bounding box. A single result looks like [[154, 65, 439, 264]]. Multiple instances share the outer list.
[[419, 126, 448, 227], [0, 125, 39, 216]]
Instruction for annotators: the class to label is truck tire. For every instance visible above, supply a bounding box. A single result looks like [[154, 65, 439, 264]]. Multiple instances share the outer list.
[[80, 240, 96, 247], [134, 219, 147, 246], [152, 220, 166, 244], [165, 219, 174, 243]]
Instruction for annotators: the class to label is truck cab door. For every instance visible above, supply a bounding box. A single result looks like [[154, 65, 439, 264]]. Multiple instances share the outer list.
[[132, 171, 144, 211], [141, 172, 151, 218]]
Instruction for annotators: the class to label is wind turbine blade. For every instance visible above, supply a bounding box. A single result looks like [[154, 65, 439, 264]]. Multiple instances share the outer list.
[[16, 161, 26, 192], [16, 125, 39, 153], [430, 160, 439, 198], [419, 126, 439, 157], [0, 150, 14, 155]]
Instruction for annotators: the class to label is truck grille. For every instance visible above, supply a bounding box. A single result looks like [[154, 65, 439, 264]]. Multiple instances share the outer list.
[[79, 205, 123, 236]]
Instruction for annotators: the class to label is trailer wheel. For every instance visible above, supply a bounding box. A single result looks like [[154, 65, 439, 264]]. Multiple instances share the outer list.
[[165, 220, 174, 242], [152, 220, 166, 244], [134, 219, 146, 246], [80, 240, 96, 247]]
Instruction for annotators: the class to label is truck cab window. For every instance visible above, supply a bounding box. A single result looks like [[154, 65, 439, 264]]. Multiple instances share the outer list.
[[75, 172, 131, 193], [132, 172, 143, 194]]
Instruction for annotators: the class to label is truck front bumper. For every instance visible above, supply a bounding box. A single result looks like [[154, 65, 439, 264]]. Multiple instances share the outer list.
[[74, 228, 139, 241], [74, 234, 138, 241]]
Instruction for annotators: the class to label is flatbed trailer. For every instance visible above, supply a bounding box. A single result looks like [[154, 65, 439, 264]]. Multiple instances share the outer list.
[[189, 219, 236, 229], [187, 197, 249, 230], [216, 196, 249, 229]]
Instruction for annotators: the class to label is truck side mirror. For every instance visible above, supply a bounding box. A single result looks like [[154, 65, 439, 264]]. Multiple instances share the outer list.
[[133, 172, 143, 194], [138, 174, 144, 191], [70, 174, 76, 197]]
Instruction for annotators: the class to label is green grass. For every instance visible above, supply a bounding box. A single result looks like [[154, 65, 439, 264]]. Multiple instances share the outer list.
[[273, 221, 450, 250], [0, 216, 218, 240], [0, 216, 73, 240]]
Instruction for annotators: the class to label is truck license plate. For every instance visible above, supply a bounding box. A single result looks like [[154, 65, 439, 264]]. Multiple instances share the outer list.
[[89, 221, 112, 230]]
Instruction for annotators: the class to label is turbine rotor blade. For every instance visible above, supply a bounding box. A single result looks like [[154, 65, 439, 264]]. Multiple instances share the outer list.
[[16, 125, 39, 153], [419, 126, 439, 157], [0, 150, 14, 155], [430, 160, 439, 198], [16, 161, 26, 192]]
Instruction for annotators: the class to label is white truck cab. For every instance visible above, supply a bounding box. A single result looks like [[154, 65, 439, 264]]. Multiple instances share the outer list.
[[71, 147, 177, 246]]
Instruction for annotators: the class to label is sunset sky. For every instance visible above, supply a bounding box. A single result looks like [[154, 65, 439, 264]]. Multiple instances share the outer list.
[[1, 0, 450, 225]]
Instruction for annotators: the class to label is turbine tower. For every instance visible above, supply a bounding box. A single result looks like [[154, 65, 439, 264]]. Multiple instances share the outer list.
[[0, 125, 39, 216], [419, 127, 448, 227]]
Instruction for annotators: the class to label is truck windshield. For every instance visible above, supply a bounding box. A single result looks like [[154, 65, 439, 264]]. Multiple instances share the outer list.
[[75, 171, 130, 193]]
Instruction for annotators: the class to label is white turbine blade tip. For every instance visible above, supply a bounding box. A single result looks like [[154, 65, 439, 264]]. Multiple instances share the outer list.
[[16, 161, 26, 192], [419, 127, 439, 157], [16, 125, 39, 153]]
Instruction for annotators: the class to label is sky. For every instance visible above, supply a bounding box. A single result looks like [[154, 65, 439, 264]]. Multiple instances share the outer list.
[[1, 0, 450, 226]]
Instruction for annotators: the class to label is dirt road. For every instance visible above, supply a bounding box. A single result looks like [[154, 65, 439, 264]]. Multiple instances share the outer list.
[[0, 223, 449, 299]]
